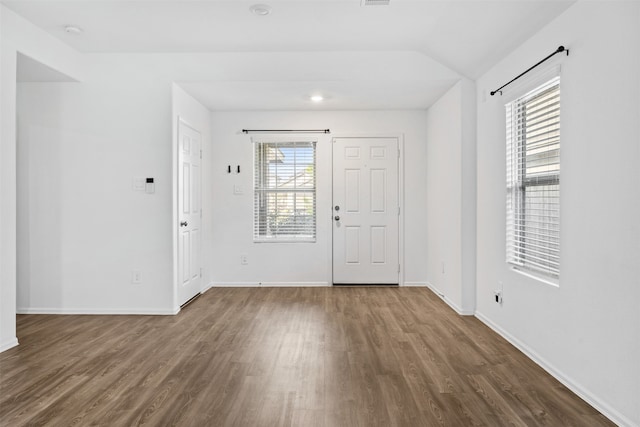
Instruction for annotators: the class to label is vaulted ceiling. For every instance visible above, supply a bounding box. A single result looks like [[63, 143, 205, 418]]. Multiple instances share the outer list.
[[3, 0, 575, 110]]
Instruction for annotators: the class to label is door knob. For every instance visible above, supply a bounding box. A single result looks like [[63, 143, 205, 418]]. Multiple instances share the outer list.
[[180, 221, 188, 227], [334, 216, 340, 221]]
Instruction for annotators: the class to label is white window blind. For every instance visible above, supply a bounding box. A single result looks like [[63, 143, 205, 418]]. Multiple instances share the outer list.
[[254, 140, 317, 242], [506, 77, 560, 279]]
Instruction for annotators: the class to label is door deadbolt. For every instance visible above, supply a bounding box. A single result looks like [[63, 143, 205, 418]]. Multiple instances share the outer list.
[[334, 205, 340, 211], [334, 216, 340, 221]]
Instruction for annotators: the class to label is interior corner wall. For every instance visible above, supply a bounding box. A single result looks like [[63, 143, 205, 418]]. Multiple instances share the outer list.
[[0, 7, 19, 352], [171, 84, 213, 303], [209, 110, 428, 287], [1, 4, 86, 351], [425, 79, 476, 315], [16, 58, 175, 314], [475, 2, 640, 425], [460, 79, 477, 313]]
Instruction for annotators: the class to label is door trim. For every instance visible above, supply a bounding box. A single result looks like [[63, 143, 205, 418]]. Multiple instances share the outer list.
[[330, 133, 405, 286]]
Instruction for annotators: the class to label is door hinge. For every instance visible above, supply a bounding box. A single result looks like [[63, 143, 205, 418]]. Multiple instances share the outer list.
[[200, 268, 203, 278], [398, 206, 400, 215], [200, 149, 202, 159], [398, 148, 400, 158], [398, 264, 401, 273]]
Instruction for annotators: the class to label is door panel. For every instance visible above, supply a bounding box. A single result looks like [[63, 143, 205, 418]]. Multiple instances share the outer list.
[[181, 232, 190, 283], [190, 228, 200, 281], [345, 226, 360, 264], [192, 164, 200, 213], [182, 163, 190, 213], [345, 170, 360, 212], [370, 169, 386, 212], [370, 226, 386, 264], [333, 137, 399, 284], [177, 119, 202, 305]]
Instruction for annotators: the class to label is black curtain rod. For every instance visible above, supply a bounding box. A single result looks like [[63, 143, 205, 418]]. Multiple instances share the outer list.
[[242, 129, 330, 134], [490, 45, 569, 96]]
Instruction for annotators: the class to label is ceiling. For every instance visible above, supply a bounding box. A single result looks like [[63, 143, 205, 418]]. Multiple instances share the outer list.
[[3, 0, 575, 110]]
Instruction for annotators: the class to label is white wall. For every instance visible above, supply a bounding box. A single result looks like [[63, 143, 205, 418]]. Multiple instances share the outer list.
[[209, 110, 429, 287], [9, 21, 217, 320], [0, 4, 17, 353], [16, 57, 177, 314], [171, 84, 213, 302], [475, 2, 640, 426], [1, 5, 85, 350], [426, 84, 462, 304], [425, 79, 476, 314], [460, 79, 477, 313]]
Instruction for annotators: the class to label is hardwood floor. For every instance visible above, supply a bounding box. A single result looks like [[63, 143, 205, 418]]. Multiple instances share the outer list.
[[0, 287, 613, 426]]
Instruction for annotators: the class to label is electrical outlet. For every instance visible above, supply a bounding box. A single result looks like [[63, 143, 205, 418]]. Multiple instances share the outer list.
[[132, 269, 142, 284], [240, 254, 248, 265], [494, 290, 503, 305]]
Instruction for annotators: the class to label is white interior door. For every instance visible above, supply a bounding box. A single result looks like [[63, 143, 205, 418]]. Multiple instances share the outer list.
[[332, 137, 399, 284], [177, 119, 202, 305]]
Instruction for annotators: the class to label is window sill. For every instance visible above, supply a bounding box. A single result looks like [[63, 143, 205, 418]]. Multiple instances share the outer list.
[[510, 265, 559, 288], [254, 239, 316, 244]]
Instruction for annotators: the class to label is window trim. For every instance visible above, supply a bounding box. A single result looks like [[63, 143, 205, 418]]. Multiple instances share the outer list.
[[505, 76, 561, 282], [252, 137, 317, 243]]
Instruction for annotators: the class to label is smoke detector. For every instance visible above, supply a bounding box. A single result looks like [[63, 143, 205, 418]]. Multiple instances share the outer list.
[[64, 25, 83, 34], [250, 4, 272, 16], [361, 0, 390, 5]]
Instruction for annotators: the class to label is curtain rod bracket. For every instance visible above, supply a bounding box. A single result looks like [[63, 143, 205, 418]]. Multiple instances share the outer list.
[[490, 45, 568, 96]]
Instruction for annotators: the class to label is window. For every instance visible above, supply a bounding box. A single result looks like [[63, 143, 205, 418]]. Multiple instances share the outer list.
[[506, 77, 560, 279], [254, 139, 317, 242]]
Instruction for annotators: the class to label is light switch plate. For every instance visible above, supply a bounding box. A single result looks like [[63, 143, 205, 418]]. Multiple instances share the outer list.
[[234, 185, 243, 195], [133, 177, 145, 191]]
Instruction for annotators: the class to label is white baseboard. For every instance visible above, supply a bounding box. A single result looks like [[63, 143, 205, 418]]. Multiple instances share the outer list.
[[0, 337, 19, 353], [403, 281, 428, 287], [475, 311, 635, 427], [425, 281, 475, 316], [211, 281, 330, 288], [16, 307, 179, 315]]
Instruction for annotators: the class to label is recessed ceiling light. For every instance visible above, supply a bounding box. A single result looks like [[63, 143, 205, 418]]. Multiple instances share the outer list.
[[250, 4, 272, 16], [64, 25, 83, 34], [310, 95, 324, 102]]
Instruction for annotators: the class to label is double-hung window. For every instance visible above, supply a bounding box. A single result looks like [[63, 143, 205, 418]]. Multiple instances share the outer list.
[[253, 139, 317, 242], [506, 77, 561, 280]]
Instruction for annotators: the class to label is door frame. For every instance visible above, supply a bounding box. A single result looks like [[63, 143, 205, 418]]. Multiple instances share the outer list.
[[330, 133, 405, 286], [173, 116, 203, 310]]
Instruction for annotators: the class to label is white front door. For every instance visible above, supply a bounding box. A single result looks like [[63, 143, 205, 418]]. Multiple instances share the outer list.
[[177, 119, 202, 305], [332, 137, 399, 284]]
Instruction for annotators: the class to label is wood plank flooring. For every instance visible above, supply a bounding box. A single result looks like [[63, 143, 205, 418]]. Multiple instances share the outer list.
[[0, 287, 614, 426]]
